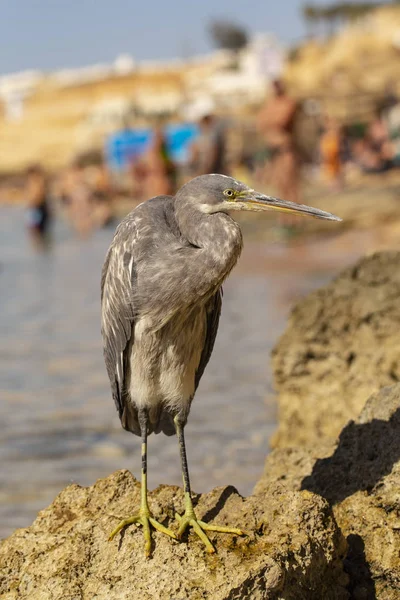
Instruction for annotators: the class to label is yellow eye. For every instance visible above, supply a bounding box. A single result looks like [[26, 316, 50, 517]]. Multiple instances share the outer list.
[[223, 189, 235, 198]]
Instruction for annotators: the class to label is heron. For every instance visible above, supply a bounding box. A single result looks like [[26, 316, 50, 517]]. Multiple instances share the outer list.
[[101, 173, 341, 556]]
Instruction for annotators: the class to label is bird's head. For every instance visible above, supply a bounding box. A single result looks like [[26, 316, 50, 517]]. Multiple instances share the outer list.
[[177, 174, 342, 222]]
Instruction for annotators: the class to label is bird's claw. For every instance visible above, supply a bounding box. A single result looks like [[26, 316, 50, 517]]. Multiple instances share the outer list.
[[175, 512, 244, 553], [109, 511, 176, 558]]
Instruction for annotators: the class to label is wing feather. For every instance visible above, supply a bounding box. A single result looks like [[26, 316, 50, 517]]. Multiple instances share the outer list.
[[195, 289, 222, 390], [101, 220, 138, 431]]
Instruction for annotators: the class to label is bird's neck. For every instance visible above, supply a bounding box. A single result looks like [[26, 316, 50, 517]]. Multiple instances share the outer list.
[[175, 201, 243, 288]]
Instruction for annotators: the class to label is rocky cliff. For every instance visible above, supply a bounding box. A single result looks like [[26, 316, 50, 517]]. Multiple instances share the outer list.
[[272, 251, 400, 448], [0, 471, 348, 599]]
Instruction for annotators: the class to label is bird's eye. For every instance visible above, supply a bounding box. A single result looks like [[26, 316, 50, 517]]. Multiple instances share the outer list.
[[223, 189, 235, 198]]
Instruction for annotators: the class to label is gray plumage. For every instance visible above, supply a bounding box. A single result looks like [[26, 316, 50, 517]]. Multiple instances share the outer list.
[[101, 174, 341, 438], [101, 175, 243, 436]]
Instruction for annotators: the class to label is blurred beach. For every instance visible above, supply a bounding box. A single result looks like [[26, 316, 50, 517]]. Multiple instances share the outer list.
[[2, 0, 400, 542]]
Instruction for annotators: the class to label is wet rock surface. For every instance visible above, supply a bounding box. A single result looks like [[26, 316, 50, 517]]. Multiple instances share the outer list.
[[271, 251, 400, 448], [0, 470, 348, 600], [256, 384, 400, 599]]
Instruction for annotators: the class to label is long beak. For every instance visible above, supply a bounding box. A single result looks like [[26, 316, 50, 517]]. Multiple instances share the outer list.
[[241, 192, 342, 222]]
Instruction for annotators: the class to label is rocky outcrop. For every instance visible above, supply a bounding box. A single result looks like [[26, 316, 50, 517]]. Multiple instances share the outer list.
[[0, 471, 348, 600], [3, 252, 400, 599], [256, 384, 400, 599], [271, 251, 400, 448]]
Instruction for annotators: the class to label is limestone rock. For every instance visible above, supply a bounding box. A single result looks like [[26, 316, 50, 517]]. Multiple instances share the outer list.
[[256, 384, 400, 599], [271, 251, 400, 448], [0, 470, 348, 600]]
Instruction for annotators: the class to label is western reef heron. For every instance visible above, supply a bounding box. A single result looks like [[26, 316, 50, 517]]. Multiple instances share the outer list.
[[101, 173, 341, 556]]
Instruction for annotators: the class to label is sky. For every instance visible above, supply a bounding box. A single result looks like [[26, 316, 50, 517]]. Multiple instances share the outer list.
[[0, 0, 365, 75]]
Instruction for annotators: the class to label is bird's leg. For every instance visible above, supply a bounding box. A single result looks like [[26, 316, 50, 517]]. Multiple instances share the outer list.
[[174, 416, 244, 553], [108, 408, 176, 557]]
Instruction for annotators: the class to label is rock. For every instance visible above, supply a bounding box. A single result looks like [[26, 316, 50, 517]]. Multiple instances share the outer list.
[[254, 444, 335, 496], [271, 251, 400, 448], [0, 470, 349, 600], [256, 384, 400, 599]]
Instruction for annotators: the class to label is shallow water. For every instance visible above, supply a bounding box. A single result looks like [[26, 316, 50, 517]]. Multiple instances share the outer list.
[[0, 206, 355, 538]]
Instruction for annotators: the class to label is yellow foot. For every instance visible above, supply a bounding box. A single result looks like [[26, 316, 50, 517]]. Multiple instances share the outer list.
[[109, 511, 176, 557], [175, 512, 244, 553]]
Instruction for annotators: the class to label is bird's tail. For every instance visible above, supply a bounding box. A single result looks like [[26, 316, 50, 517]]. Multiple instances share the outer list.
[[121, 402, 176, 436], [152, 408, 176, 436], [120, 400, 141, 436]]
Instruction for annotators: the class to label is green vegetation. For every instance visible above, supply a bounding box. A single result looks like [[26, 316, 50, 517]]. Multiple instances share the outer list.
[[302, 2, 396, 36]]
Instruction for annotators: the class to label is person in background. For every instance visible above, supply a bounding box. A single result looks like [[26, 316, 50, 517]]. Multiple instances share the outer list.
[[132, 126, 177, 199], [351, 107, 395, 175], [60, 161, 94, 238], [25, 164, 51, 248], [257, 79, 300, 206], [87, 162, 114, 228], [190, 112, 227, 176], [366, 107, 394, 168], [145, 126, 177, 197], [319, 116, 343, 189]]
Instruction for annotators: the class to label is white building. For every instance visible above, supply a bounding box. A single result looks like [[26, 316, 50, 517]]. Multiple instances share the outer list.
[[182, 34, 285, 117], [0, 70, 42, 121]]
